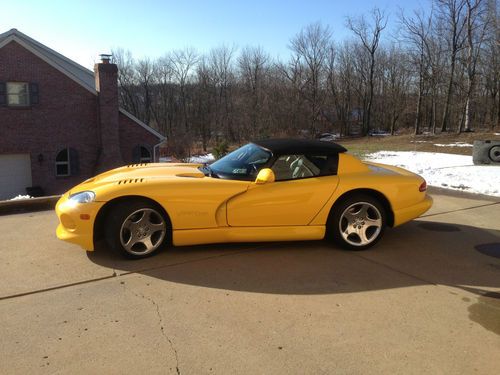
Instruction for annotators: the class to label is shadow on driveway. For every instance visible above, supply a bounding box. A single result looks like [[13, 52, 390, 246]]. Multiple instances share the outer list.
[[88, 219, 500, 335], [87, 220, 500, 297]]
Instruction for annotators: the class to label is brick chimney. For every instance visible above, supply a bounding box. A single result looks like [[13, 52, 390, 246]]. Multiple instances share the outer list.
[[95, 54, 123, 171]]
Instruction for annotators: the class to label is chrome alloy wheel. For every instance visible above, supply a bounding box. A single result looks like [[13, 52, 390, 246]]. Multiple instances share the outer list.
[[339, 202, 383, 247], [119, 208, 166, 256]]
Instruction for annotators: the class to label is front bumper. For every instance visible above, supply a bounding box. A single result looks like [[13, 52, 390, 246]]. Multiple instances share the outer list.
[[55, 193, 105, 251]]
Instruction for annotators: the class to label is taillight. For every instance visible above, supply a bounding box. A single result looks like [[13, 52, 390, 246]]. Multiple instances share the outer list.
[[419, 180, 427, 192]]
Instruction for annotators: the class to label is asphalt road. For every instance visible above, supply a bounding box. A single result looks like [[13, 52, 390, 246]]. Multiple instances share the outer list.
[[0, 190, 499, 374]]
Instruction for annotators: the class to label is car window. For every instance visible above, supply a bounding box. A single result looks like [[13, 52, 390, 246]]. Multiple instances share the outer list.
[[271, 155, 321, 181], [271, 154, 338, 181], [209, 143, 272, 180]]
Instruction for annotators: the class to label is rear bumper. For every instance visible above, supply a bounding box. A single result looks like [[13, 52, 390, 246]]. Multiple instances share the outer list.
[[393, 195, 433, 227]]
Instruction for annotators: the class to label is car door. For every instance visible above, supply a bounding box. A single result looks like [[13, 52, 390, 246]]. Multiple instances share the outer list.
[[226, 154, 339, 227]]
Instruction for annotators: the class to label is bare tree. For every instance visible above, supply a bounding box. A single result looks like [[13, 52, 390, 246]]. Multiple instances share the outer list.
[[436, 0, 468, 132], [169, 47, 199, 134], [381, 46, 411, 134], [113, 48, 139, 116], [459, 0, 490, 132], [400, 8, 434, 134], [150, 57, 174, 137], [209, 45, 237, 141], [238, 46, 270, 138], [194, 57, 216, 150], [275, 57, 308, 136], [113, 0, 500, 151], [288, 22, 333, 136], [347, 7, 388, 134], [483, 0, 500, 129], [135, 58, 155, 125]]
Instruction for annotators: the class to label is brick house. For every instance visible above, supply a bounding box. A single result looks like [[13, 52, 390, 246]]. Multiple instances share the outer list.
[[0, 29, 165, 200]]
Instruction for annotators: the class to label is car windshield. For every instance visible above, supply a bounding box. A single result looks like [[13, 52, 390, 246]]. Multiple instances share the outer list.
[[208, 143, 272, 180]]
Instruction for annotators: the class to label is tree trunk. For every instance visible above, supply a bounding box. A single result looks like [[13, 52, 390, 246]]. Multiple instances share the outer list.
[[431, 93, 437, 135], [415, 83, 423, 135], [441, 56, 456, 132], [366, 56, 375, 135], [463, 96, 472, 132]]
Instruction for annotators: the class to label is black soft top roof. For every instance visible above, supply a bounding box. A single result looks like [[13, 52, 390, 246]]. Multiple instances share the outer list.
[[253, 138, 347, 156]]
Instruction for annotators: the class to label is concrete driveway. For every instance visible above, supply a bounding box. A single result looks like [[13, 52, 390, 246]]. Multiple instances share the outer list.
[[0, 189, 499, 374]]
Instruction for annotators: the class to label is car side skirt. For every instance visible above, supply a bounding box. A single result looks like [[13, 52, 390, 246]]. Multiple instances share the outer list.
[[173, 225, 326, 246]]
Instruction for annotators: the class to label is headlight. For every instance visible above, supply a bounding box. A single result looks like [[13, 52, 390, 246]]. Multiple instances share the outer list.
[[69, 191, 96, 203]]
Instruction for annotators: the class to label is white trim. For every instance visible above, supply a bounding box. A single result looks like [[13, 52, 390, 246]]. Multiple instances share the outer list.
[[119, 108, 166, 140]]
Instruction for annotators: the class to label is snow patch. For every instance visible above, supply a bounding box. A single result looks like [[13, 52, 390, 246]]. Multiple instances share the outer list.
[[10, 195, 32, 200], [187, 153, 215, 164], [433, 142, 473, 147], [365, 151, 500, 197]]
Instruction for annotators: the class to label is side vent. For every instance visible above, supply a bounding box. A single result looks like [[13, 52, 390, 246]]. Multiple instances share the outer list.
[[117, 178, 145, 185]]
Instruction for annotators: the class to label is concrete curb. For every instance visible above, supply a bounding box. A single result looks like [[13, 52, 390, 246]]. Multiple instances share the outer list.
[[427, 186, 500, 202], [0, 195, 61, 216]]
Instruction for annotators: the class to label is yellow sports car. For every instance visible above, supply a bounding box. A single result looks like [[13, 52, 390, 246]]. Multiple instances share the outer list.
[[56, 139, 432, 259]]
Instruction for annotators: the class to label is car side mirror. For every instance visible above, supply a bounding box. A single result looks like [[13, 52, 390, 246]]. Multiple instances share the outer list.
[[255, 168, 275, 184]]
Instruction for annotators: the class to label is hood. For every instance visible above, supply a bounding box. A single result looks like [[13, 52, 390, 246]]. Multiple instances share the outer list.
[[71, 163, 205, 193], [99, 163, 204, 181]]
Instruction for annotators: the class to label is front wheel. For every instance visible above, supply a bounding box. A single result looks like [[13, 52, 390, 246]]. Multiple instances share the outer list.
[[328, 194, 386, 250], [105, 200, 169, 259]]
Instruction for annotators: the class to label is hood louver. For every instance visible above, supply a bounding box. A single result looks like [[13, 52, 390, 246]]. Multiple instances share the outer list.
[[127, 163, 148, 168], [117, 178, 145, 185]]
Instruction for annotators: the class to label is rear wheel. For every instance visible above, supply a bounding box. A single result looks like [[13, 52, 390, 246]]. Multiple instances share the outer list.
[[105, 200, 169, 259], [328, 194, 386, 250]]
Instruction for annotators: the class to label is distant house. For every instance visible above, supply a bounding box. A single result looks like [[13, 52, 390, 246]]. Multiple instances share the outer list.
[[0, 29, 165, 200]]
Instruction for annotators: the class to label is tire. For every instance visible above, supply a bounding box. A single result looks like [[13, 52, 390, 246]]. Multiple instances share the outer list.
[[327, 194, 386, 251], [473, 140, 500, 165], [105, 199, 169, 259], [489, 145, 500, 163]]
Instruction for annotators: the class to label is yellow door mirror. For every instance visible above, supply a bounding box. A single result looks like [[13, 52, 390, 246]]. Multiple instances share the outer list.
[[255, 168, 275, 184]]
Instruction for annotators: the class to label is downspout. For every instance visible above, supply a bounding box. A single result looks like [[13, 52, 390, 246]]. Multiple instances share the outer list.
[[153, 138, 166, 162]]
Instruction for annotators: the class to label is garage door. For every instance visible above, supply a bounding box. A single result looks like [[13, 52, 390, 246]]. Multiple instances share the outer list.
[[0, 154, 32, 200]]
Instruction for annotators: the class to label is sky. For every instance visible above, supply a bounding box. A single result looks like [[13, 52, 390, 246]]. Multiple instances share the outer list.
[[1, 0, 431, 69]]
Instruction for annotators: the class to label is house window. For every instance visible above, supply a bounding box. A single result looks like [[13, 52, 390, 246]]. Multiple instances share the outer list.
[[140, 146, 152, 162], [55, 149, 70, 176], [7, 82, 30, 106]]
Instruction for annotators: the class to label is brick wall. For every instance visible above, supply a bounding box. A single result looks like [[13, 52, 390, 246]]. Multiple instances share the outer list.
[[0, 40, 162, 196], [119, 112, 160, 163], [0, 41, 99, 195]]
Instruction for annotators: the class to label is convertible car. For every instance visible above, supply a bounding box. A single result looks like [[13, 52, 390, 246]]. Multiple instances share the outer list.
[[56, 139, 432, 258]]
